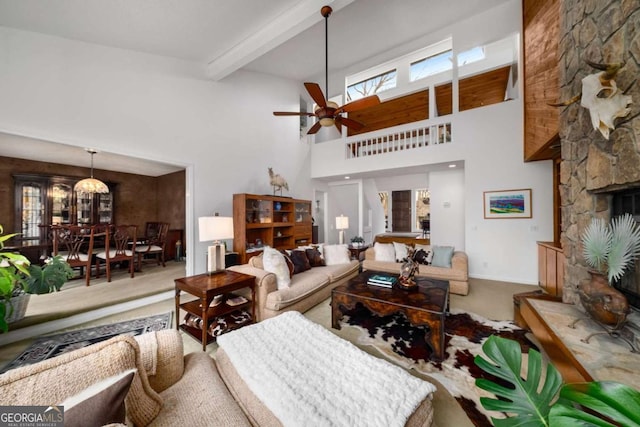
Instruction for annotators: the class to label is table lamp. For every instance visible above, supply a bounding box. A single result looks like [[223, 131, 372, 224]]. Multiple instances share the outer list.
[[336, 215, 349, 245], [199, 213, 234, 274]]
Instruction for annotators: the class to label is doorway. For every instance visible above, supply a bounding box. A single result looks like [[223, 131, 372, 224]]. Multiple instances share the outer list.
[[392, 190, 411, 232]]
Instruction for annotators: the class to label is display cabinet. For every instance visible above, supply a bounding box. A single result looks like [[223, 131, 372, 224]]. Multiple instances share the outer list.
[[233, 194, 313, 264], [13, 174, 115, 244]]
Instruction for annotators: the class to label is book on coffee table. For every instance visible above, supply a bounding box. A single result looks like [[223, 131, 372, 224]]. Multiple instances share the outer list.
[[367, 274, 397, 288]]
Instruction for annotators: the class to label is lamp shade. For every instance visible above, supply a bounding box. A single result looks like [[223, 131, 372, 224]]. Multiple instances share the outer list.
[[74, 177, 109, 194], [199, 216, 234, 242], [335, 215, 349, 230]]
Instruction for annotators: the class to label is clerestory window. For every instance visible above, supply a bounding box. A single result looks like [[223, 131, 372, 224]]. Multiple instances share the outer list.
[[346, 69, 397, 102]]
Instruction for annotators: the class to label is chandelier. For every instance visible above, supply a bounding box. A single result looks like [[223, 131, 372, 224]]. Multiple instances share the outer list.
[[74, 149, 109, 194]]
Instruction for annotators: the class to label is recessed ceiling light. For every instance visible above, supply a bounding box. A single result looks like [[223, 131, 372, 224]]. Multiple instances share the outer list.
[[344, 176, 350, 179], [448, 164, 456, 168]]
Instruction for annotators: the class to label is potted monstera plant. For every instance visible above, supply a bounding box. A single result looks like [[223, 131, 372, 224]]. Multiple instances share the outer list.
[[580, 213, 640, 325], [475, 335, 640, 426], [0, 225, 73, 332]]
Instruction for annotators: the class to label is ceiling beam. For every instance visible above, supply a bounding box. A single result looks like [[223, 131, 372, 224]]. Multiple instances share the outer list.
[[206, 0, 355, 81]]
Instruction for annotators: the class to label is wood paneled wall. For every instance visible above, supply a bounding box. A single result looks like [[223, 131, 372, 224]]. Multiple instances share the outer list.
[[523, 0, 560, 161], [347, 67, 511, 136], [0, 156, 185, 234]]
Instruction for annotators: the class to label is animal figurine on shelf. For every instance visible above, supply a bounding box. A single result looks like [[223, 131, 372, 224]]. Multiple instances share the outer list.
[[268, 167, 289, 196]]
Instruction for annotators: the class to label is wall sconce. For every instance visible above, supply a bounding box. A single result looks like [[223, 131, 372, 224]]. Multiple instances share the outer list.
[[198, 213, 234, 274], [335, 215, 349, 245]]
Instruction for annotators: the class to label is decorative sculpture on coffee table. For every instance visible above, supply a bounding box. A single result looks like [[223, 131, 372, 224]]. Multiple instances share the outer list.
[[398, 248, 418, 290], [573, 213, 640, 352]]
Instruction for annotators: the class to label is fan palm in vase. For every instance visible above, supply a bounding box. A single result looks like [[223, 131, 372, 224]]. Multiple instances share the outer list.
[[580, 213, 640, 325]]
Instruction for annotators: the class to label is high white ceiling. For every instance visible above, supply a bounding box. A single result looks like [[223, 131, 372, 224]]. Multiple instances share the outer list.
[[0, 0, 509, 175]]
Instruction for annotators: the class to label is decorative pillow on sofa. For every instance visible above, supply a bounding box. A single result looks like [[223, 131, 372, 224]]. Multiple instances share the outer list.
[[374, 242, 396, 262], [323, 244, 351, 265], [278, 251, 295, 278], [263, 246, 291, 289], [393, 242, 409, 262], [431, 246, 455, 268], [305, 248, 325, 267], [61, 369, 136, 427], [414, 244, 433, 265], [413, 249, 431, 265], [290, 250, 312, 274]]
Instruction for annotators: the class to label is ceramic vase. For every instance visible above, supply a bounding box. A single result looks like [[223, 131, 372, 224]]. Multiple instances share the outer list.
[[579, 271, 629, 326]]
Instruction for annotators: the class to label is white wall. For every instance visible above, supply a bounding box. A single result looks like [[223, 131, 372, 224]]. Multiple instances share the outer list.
[[0, 26, 313, 276], [310, 1, 552, 285], [429, 169, 465, 250]]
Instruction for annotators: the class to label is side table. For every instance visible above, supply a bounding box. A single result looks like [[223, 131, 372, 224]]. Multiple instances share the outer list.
[[174, 270, 255, 351], [348, 244, 369, 261]]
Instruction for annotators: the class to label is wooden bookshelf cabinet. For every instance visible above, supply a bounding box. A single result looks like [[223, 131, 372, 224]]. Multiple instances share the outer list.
[[233, 193, 312, 264]]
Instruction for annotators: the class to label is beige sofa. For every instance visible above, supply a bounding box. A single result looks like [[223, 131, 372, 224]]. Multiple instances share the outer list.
[[228, 254, 360, 321], [362, 244, 469, 295], [0, 329, 251, 426]]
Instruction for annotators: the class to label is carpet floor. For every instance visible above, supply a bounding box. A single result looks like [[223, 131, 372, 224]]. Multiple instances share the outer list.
[[0, 312, 172, 374], [341, 305, 537, 427]]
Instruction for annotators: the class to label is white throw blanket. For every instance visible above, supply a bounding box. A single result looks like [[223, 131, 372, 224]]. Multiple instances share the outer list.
[[217, 311, 436, 427]]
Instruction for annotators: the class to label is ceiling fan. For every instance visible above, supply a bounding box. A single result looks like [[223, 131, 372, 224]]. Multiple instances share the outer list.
[[273, 5, 381, 135]]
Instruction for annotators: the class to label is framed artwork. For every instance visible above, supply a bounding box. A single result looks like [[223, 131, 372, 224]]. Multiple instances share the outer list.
[[483, 189, 532, 219]]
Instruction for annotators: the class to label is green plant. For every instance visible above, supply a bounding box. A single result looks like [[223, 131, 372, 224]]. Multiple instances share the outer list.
[[0, 225, 73, 332], [582, 213, 640, 283], [475, 335, 640, 426], [350, 236, 364, 244]]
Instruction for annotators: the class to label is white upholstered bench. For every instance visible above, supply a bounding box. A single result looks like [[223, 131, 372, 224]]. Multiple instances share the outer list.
[[216, 311, 436, 427]]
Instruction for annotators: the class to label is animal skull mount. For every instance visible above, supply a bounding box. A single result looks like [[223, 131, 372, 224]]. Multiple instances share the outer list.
[[553, 61, 632, 140]]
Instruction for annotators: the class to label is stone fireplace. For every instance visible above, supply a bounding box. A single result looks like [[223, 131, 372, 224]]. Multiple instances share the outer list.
[[559, 0, 640, 307]]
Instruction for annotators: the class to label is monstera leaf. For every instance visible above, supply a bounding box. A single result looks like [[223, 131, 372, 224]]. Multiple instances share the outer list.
[[474, 335, 563, 426], [475, 335, 640, 427], [551, 381, 640, 426]]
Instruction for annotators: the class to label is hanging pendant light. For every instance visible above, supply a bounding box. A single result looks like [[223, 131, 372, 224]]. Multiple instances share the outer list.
[[74, 149, 109, 194]]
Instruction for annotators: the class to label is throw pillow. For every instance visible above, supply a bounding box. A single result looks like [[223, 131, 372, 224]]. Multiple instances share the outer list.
[[323, 244, 351, 265], [413, 249, 432, 265], [61, 369, 136, 427], [393, 242, 409, 262], [290, 250, 312, 274], [262, 246, 291, 289], [373, 242, 395, 262], [431, 245, 455, 268], [280, 251, 295, 278], [305, 248, 325, 267]]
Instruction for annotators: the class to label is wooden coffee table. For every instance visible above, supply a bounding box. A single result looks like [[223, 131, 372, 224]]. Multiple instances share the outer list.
[[331, 271, 449, 360]]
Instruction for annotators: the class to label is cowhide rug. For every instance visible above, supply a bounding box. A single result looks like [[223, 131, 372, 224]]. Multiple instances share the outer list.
[[341, 305, 538, 427]]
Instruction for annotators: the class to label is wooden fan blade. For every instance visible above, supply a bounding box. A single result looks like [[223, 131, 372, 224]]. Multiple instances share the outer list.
[[334, 116, 342, 133], [307, 121, 322, 134], [336, 95, 381, 113], [273, 111, 315, 116], [339, 117, 364, 131], [304, 82, 327, 108]]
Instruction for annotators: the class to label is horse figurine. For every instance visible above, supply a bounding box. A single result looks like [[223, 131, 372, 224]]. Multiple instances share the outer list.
[[268, 167, 289, 195]]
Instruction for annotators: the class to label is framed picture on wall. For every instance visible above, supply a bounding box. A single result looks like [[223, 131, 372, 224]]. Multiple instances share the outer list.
[[483, 189, 532, 219]]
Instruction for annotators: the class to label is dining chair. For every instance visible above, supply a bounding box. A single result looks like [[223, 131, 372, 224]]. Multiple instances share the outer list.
[[134, 222, 170, 271], [95, 224, 137, 282], [52, 224, 96, 286]]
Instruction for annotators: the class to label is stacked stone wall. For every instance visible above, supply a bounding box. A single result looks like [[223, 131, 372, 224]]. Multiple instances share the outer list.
[[559, 0, 640, 305]]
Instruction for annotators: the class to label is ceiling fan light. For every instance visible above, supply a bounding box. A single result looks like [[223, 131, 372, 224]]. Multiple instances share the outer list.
[[319, 117, 335, 127]]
